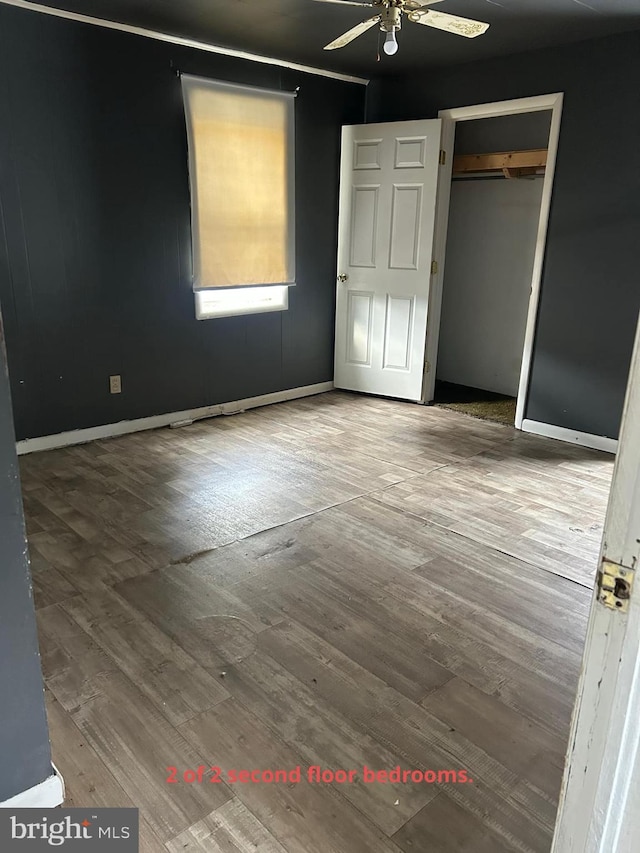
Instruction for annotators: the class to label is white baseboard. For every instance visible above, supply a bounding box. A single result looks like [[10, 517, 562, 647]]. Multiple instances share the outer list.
[[16, 382, 334, 455], [0, 765, 65, 809], [521, 419, 618, 454]]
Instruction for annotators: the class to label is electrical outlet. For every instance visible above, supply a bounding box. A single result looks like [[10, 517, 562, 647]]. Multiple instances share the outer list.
[[109, 375, 122, 394]]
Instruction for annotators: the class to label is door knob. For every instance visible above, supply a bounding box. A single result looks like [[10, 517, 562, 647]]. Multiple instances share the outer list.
[[338, 273, 349, 283]]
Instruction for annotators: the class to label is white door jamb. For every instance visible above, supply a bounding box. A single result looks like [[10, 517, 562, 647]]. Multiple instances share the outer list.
[[552, 311, 640, 851], [425, 93, 564, 430]]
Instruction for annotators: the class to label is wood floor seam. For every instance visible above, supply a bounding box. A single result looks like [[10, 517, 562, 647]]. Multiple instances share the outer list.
[[152, 437, 515, 578], [365, 492, 596, 591], [156, 470, 428, 574]]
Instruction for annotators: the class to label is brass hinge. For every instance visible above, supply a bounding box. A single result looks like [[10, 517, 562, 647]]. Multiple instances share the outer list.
[[439, 149, 446, 166], [597, 560, 635, 613], [431, 260, 438, 275], [424, 360, 431, 373]]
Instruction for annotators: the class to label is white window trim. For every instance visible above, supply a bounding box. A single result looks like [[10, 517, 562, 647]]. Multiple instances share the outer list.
[[195, 285, 289, 320]]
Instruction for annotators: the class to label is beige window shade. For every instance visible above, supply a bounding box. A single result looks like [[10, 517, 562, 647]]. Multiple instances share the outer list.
[[182, 75, 296, 290]]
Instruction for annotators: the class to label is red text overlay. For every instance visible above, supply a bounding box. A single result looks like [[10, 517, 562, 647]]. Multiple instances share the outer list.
[[166, 766, 473, 785]]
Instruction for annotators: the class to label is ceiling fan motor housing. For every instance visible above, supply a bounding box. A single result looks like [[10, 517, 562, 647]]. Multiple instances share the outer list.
[[381, 6, 402, 33]]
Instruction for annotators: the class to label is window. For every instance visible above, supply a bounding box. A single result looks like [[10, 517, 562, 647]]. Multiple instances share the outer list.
[[181, 75, 295, 318], [195, 285, 289, 320]]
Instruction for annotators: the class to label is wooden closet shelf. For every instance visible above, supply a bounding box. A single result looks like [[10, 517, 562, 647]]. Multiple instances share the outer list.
[[453, 148, 548, 178]]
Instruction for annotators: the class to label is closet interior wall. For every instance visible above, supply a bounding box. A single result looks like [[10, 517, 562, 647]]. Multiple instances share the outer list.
[[436, 111, 553, 398]]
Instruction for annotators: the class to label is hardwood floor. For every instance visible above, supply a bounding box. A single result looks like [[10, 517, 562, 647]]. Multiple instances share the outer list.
[[21, 391, 614, 852]]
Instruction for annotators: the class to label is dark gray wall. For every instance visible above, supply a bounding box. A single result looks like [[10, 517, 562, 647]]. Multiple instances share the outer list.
[[0, 311, 52, 801], [369, 30, 640, 439], [454, 111, 552, 155], [0, 4, 365, 441]]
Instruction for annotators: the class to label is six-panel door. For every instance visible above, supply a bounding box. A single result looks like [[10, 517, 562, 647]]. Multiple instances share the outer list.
[[334, 119, 442, 401]]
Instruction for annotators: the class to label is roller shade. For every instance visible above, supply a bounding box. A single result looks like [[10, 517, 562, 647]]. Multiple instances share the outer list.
[[181, 75, 296, 290]]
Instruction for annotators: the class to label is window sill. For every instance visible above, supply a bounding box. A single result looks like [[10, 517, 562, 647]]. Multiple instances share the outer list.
[[195, 285, 290, 320]]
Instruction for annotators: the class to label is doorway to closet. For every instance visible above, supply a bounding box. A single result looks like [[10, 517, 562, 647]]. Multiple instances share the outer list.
[[422, 93, 564, 436], [434, 109, 552, 426]]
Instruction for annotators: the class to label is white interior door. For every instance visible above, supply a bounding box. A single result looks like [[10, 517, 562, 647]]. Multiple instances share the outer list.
[[334, 119, 442, 401], [552, 312, 640, 852]]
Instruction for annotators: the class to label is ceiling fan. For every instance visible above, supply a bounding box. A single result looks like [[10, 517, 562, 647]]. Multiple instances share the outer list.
[[313, 0, 490, 56]]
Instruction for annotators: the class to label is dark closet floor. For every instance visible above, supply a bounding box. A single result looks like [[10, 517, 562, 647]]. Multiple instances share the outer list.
[[434, 381, 517, 426]]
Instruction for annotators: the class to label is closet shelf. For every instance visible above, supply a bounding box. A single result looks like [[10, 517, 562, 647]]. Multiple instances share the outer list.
[[453, 148, 547, 179]]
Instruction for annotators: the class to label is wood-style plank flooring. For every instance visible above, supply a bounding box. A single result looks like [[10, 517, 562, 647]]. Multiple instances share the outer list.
[[21, 391, 614, 852]]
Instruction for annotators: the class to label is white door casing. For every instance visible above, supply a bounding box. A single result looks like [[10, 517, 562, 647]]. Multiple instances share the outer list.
[[552, 311, 640, 852], [334, 120, 442, 401], [424, 94, 564, 424]]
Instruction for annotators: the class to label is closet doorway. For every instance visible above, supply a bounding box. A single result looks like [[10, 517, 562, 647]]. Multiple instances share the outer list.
[[423, 94, 563, 431]]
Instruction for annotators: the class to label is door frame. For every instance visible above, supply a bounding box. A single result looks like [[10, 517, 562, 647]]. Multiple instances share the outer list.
[[422, 92, 564, 431], [552, 311, 640, 851]]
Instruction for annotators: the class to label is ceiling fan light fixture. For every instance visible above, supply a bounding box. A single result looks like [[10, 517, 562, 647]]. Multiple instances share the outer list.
[[319, 0, 489, 53], [383, 28, 399, 55]]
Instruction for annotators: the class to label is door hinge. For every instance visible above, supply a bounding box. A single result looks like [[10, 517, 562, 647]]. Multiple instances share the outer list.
[[431, 260, 438, 275], [597, 560, 635, 613], [424, 360, 431, 373], [439, 149, 446, 166]]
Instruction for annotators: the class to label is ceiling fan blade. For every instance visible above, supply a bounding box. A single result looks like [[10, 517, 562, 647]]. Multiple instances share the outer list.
[[404, 0, 444, 9], [324, 15, 382, 50], [312, 0, 375, 7], [410, 9, 490, 38]]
